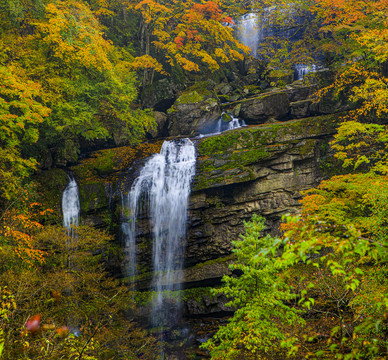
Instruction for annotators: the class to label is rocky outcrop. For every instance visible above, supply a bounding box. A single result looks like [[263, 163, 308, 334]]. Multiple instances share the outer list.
[[168, 81, 221, 137], [184, 114, 339, 274], [141, 78, 185, 112], [225, 82, 349, 125], [146, 111, 168, 139], [238, 91, 290, 123]]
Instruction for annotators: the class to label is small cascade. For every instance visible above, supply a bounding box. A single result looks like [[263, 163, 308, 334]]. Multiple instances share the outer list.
[[295, 64, 317, 80], [227, 116, 246, 130], [125, 139, 196, 328], [198, 115, 246, 138], [62, 175, 80, 238]]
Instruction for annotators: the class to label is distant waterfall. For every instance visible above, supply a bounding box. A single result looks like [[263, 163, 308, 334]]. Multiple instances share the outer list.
[[124, 139, 196, 326], [121, 182, 141, 284], [295, 64, 317, 80], [237, 12, 262, 58], [62, 175, 80, 238]]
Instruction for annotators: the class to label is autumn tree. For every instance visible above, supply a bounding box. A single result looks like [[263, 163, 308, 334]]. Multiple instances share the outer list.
[[0, 63, 50, 203], [0, 194, 158, 359], [131, 0, 250, 83]]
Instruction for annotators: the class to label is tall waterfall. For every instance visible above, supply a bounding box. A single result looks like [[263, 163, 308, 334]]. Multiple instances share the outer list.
[[62, 175, 80, 238], [124, 139, 196, 326]]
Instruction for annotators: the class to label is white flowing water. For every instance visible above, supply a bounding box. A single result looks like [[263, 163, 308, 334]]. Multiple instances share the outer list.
[[237, 12, 262, 58], [197, 115, 246, 138], [125, 139, 196, 327], [62, 176, 80, 238], [295, 64, 317, 80], [121, 192, 138, 284], [227, 116, 246, 130]]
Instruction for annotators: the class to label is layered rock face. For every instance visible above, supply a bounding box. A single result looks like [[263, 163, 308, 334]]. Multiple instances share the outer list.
[[187, 115, 337, 264], [37, 76, 343, 319], [179, 113, 338, 316]]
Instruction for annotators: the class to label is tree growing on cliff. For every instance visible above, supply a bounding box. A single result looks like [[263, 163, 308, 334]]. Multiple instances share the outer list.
[[202, 215, 304, 359]]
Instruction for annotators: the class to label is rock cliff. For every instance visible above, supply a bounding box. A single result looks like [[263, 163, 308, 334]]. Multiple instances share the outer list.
[[36, 78, 343, 319]]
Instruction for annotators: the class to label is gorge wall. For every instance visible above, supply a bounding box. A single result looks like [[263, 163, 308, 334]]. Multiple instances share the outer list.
[[36, 76, 343, 323]]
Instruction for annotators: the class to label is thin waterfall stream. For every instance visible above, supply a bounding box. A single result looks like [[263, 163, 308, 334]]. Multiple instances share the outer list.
[[62, 175, 80, 238]]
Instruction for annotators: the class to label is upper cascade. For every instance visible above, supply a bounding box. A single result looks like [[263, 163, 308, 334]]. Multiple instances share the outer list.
[[236, 12, 264, 58]]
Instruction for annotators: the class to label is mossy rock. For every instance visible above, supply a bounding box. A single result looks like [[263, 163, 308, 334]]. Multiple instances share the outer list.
[[268, 69, 294, 87], [194, 114, 340, 190], [168, 81, 221, 137], [71, 141, 163, 186], [238, 91, 290, 124], [78, 182, 109, 213]]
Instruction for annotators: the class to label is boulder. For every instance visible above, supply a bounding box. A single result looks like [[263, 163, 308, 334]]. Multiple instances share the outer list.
[[286, 84, 318, 102], [167, 81, 222, 137], [239, 91, 289, 124], [141, 78, 184, 111], [290, 99, 313, 118], [147, 111, 168, 139]]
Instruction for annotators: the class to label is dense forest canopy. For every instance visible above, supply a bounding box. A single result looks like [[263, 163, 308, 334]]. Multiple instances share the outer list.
[[0, 0, 388, 358]]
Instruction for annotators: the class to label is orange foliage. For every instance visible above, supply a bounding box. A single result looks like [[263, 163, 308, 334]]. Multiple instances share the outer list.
[[0, 191, 53, 266], [133, 0, 249, 73], [191, 1, 222, 21]]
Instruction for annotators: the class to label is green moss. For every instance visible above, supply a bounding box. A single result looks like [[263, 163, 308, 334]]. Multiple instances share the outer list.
[[218, 94, 230, 103], [297, 139, 316, 157], [192, 255, 235, 270], [221, 113, 232, 122], [71, 142, 163, 186], [176, 90, 204, 104], [186, 80, 214, 95], [195, 114, 341, 190], [182, 287, 215, 303], [268, 69, 294, 87], [78, 182, 108, 213], [173, 80, 215, 106], [133, 287, 217, 308]]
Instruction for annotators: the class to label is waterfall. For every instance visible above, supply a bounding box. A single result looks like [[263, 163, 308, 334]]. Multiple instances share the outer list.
[[237, 12, 262, 58], [62, 175, 80, 238], [295, 64, 317, 80], [121, 193, 138, 284], [198, 115, 246, 138], [125, 139, 196, 327], [227, 116, 246, 130]]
